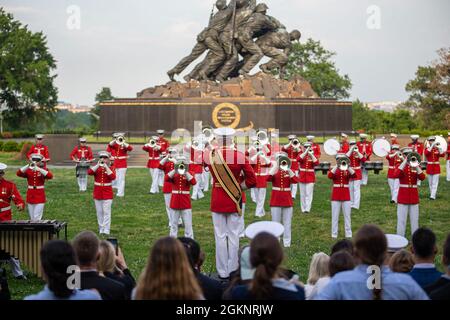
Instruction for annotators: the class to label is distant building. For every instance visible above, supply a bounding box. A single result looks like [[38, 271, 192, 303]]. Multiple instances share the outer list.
[[55, 102, 93, 113], [365, 101, 403, 113]]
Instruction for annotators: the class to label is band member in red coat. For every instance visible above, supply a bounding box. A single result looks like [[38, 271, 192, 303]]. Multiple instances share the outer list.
[[27, 134, 50, 167], [156, 130, 170, 188], [408, 135, 424, 155], [203, 127, 256, 279], [390, 133, 399, 146], [187, 137, 205, 201], [328, 154, 356, 239], [0, 163, 27, 279], [107, 133, 132, 197], [424, 136, 445, 200], [393, 148, 426, 237], [386, 144, 403, 203], [447, 133, 450, 182], [88, 151, 116, 235], [143, 136, 162, 194], [282, 135, 302, 199], [306, 135, 321, 159], [159, 147, 178, 227], [268, 153, 298, 247], [17, 154, 53, 221], [339, 133, 350, 153], [166, 156, 196, 239], [297, 142, 319, 213], [248, 140, 271, 217], [70, 137, 94, 192], [346, 140, 365, 210], [357, 133, 373, 186]]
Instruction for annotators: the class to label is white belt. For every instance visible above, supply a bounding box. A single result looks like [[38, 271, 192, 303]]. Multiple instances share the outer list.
[[172, 190, 190, 195], [113, 156, 128, 160], [290, 159, 297, 162], [95, 182, 112, 187], [299, 168, 315, 172], [427, 162, 439, 165], [255, 173, 267, 176], [352, 166, 361, 170], [148, 157, 159, 160], [333, 184, 349, 188], [28, 185, 44, 189], [0, 206, 11, 212], [399, 184, 417, 188], [272, 187, 291, 192], [388, 166, 395, 169]]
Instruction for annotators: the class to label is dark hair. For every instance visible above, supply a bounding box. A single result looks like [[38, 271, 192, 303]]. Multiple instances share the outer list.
[[331, 239, 354, 256], [412, 228, 437, 259], [72, 231, 100, 266], [443, 233, 450, 266], [178, 237, 201, 270], [329, 251, 355, 277], [354, 225, 387, 300], [249, 232, 284, 300], [40, 240, 77, 299]]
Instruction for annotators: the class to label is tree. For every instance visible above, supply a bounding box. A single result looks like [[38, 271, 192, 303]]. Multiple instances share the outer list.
[[93, 87, 114, 116], [0, 8, 58, 130], [284, 38, 352, 100]]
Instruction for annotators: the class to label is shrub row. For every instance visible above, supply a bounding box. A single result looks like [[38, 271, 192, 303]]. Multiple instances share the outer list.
[[0, 141, 33, 152]]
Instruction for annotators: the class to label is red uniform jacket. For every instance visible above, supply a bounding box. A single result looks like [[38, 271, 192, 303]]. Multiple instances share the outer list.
[[447, 143, 450, 161], [297, 154, 319, 183], [88, 165, 116, 200], [271, 142, 281, 154], [251, 155, 270, 188], [390, 138, 399, 146], [189, 147, 204, 175], [0, 178, 24, 221], [107, 142, 133, 169], [70, 146, 94, 161], [268, 170, 298, 207], [408, 142, 424, 156], [311, 143, 321, 159], [16, 168, 53, 204], [157, 138, 170, 155], [339, 142, 350, 153], [159, 160, 176, 194], [357, 141, 373, 161], [328, 169, 356, 202], [27, 144, 50, 162], [393, 166, 426, 205], [142, 145, 161, 169], [204, 147, 256, 213], [386, 152, 403, 179], [348, 152, 364, 181], [167, 173, 196, 210], [281, 145, 301, 171], [425, 147, 445, 175]]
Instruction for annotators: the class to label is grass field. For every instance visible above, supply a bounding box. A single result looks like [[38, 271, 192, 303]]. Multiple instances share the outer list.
[[1, 167, 449, 300]]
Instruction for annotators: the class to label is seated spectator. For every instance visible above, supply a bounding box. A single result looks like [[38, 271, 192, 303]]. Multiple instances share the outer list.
[[316, 224, 429, 300], [134, 237, 204, 300], [329, 251, 355, 277], [409, 228, 443, 288], [389, 249, 414, 273], [426, 233, 450, 300], [97, 240, 136, 300], [304, 252, 330, 300], [72, 231, 126, 300], [230, 232, 305, 300], [178, 237, 224, 300], [223, 246, 253, 300], [25, 240, 100, 300], [331, 239, 354, 256]]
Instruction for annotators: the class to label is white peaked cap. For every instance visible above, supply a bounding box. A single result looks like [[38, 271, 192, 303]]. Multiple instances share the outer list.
[[359, 133, 368, 139], [245, 221, 284, 239], [349, 140, 357, 145], [306, 135, 315, 140], [30, 153, 44, 161], [287, 135, 296, 140], [386, 234, 408, 253], [157, 130, 165, 134], [392, 144, 400, 149], [113, 132, 125, 138], [79, 137, 87, 142], [98, 151, 111, 158], [411, 134, 419, 139], [35, 134, 44, 139], [390, 133, 398, 138], [427, 136, 436, 141], [341, 133, 348, 138], [0, 163, 7, 170], [214, 127, 236, 138]]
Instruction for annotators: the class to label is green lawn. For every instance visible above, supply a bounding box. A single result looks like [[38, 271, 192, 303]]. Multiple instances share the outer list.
[[2, 167, 449, 300]]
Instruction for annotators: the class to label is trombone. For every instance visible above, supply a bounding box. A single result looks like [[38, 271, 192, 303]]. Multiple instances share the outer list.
[[337, 156, 350, 171]]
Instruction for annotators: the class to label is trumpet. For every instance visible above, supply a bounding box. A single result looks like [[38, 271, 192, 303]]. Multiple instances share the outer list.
[[407, 152, 421, 168], [277, 155, 291, 171], [253, 140, 262, 150], [116, 136, 126, 146], [292, 138, 301, 149], [202, 126, 214, 143], [337, 156, 350, 171], [29, 161, 37, 169], [148, 139, 157, 148], [175, 162, 189, 175], [256, 130, 269, 146]]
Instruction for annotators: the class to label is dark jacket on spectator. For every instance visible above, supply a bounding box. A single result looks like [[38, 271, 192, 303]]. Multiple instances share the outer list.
[[80, 271, 126, 300], [426, 276, 450, 300], [409, 266, 443, 289], [196, 272, 224, 300], [104, 269, 136, 300]]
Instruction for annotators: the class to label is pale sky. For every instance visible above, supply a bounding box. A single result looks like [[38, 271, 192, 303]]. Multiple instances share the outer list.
[[1, 0, 449, 106]]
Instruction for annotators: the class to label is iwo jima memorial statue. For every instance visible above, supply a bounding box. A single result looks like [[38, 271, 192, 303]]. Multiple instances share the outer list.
[[99, 0, 352, 134]]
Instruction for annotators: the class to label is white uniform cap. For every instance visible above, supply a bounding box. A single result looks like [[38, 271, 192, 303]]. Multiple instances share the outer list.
[[35, 134, 44, 139], [336, 153, 347, 159], [401, 147, 413, 154], [245, 221, 284, 239], [156, 130, 165, 134], [306, 135, 315, 141], [411, 134, 419, 140], [151, 136, 158, 140], [448, 132, 450, 136], [303, 142, 312, 148], [98, 151, 111, 158], [270, 132, 279, 138], [349, 140, 357, 145], [386, 234, 408, 253], [30, 153, 44, 161], [79, 137, 87, 143], [175, 155, 188, 163], [390, 133, 398, 138], [341, 133, 348, 138], [240, 247, 255, 281], [250, 136, 258, 142], [214, 127, 236, 138], [167, 147, 177, 154], [287, 135, 296, 140], [392, 144, 400, 150], [113, 132, 125, 138], [427, 136, 436, 141], [359, 133, 368, 139], [0, 163, 8, 170]]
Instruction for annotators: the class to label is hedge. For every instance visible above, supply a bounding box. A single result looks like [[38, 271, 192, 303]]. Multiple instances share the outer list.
[[0, 141, 33, 152]]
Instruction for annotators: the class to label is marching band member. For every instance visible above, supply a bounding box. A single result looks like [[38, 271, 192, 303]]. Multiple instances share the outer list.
[[390, 133, 399, 146], [88, 151, 116, 236], [357, 133, 372, 186], [188, 137, 205, 201], [159, 147, 178, 227], [306, 135, 321, 159], [248, 140, 271, 217], [166, 156, 196, 239], [107, 133, 133, 197], [268, 153, 298, 247], [248, 136, 258, 204], [424, 136, 445, 200], [328, 154, 356, 239], [17, 154, 53, 221], [386, 144, 403, 203], [282, 135, 301, 199], [297, 142, 319, 213], [27, 134, 50, 167], [408, 135, 424, 186], [270, 132, 281, 153], [70, 137, 94, 192], [339, 133, 350, 153], [143, 136, 162, 194], [156, 130, 170, 188], [203, 127, 256, 279], [394, 148, 426, 237], [447, 133, 450, 182], [346, 140, 365, 210], [0, 163, 26, 279]]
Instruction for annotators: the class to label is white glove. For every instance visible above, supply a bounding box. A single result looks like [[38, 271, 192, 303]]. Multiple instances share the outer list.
[[123, 143, 130, 148], [310, 153, 318, 162], [398, 158, 408, 171], [20, 165, 29, 173], [91, 163, 100, 172], [185, 172, 193, 181], [105, 166, 113, 175], [345, 150, 353, 157], [160, 155, 169, 165], [287, 169, 296, 178], [168, 170, 175, 179], [331, 165, 338, 174], [348, 167, 355, 175], [269, 162, 278, 176], [37, 167, 48, 176], [416, 167, 423, 175], [109, 140, 116, 146]]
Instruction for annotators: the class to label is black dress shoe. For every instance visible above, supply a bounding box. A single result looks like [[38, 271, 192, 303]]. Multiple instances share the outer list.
[[15, 275, 27, 280], [390, 200, 395, 204]]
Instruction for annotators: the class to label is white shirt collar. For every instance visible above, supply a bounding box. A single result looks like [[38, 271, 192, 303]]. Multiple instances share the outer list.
[[413, 263, 435, 269]]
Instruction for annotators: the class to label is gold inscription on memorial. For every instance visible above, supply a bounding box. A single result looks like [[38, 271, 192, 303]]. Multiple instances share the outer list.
[[212, 103, 241, 129]]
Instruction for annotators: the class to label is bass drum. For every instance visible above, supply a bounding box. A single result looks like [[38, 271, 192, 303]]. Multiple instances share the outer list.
[[324, 139, 341, 156], [373, 138, 391, 157]]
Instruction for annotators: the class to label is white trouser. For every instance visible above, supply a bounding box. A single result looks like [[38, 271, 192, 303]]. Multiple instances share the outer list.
[[202, 171, 210, 192], [28, 203, 45, 221], [397, 204, 419, 237], [239, 204, 246, 238], [250, 188, 256, 203], [349, 180, 361, 209], [191, 174, 204, 200], [164, 193, 172, 227], [299, 183, 314, 213], [291, 171, 299, 199], [428, 174, 440, 199], [447, 160, 450, 182], [1, 258, 24, 277], [77, 177, 88, 192], [170, 209, 193, 239], [212, 212, 241, 278], [331, 201, 352, 238], [114, 168, 127, 197], [361, 169, 369, 185], [271, 207, 293, 247], [94, 199, 112, 235], [254, 188, 266, 217], [149, 168, 160, 194], [388, 178, 400, 203], [158, 169, 164, 187]]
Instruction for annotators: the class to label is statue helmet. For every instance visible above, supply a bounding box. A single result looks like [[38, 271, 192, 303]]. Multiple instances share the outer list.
[[290, 30, 301, 41], [255, 3, 269, 13], [216, 0, 227, 10]]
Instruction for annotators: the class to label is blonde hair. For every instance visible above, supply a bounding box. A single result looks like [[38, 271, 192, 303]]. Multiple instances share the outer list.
[[97, 241, 117, 274], [307, 252, 330, 285], [389, 249, 414, 273]]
